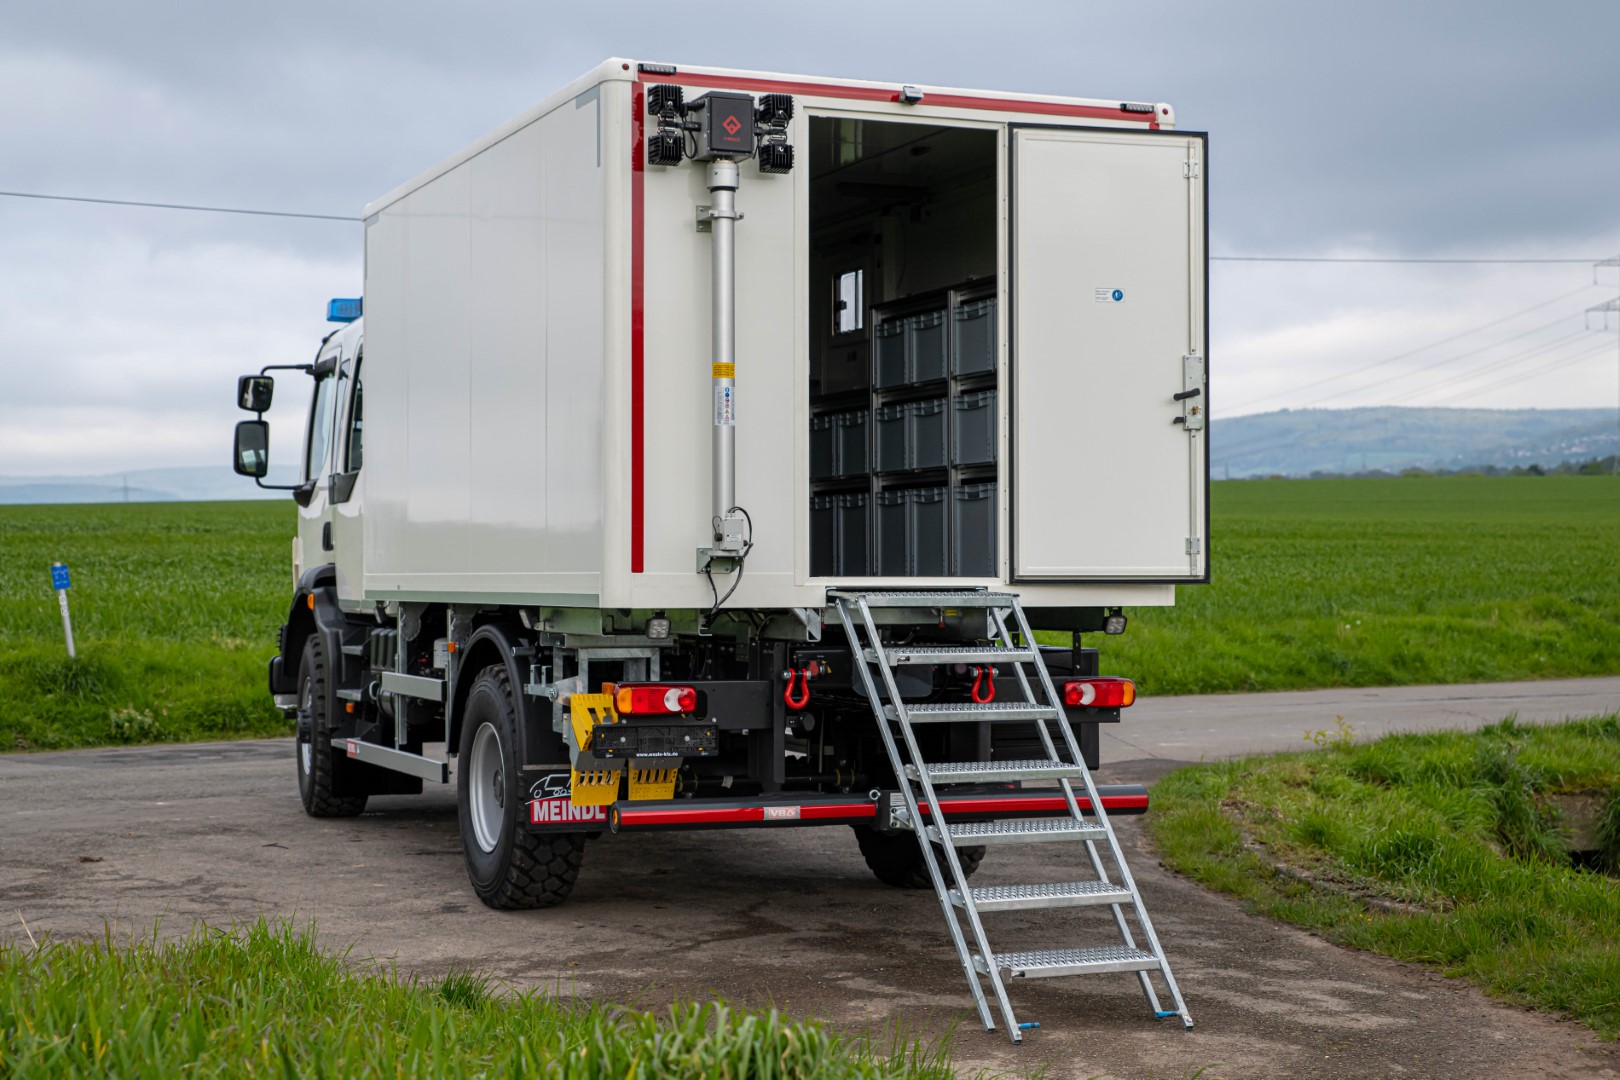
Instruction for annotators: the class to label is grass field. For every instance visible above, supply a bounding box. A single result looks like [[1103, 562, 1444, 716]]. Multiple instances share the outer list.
[[0, 501, 291, 750], [0, 920, 958, 1078], [1147, 716, 1620, 1038], [1088, 474, 1620, 695], [1, 474, 1615, 751]]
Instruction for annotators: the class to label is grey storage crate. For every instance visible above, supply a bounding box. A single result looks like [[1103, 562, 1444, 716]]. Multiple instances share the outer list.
[[874, 319, 907, 388], [833, 409, 868, 476], [876, 490, 910, 576], [952, 390, 997, 466], [810, 495, 836, 577], [911, 487, 948, 576], [810, 415, 836, 480], [909, 311, 947, 383], [911, 398, 947, 470], [953, 298, 996, 376], [835, 493, 870, 576], [952, 483, 997, 577], [874, 404, 908, 474]]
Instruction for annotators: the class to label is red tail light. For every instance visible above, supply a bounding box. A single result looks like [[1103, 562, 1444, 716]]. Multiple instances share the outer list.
[[1063, 677, 1136, 708], [615, 683, 699, 715]]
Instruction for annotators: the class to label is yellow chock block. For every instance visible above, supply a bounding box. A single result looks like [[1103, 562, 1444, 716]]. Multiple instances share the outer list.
[[568, 693, 622, 807], [569, 766, 621, 806], [628, 766, 678, 801]]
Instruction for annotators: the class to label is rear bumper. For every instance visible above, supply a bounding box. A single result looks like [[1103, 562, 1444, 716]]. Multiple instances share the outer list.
[[598, 784, 1148, 833]]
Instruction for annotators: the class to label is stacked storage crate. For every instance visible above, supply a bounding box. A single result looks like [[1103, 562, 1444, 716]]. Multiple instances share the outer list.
[[809, 286, 999, 578]]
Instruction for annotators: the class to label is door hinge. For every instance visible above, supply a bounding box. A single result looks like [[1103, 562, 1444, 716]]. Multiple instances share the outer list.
[[1184, 160, 1200, 179], [1186, 538, 1202, 556]]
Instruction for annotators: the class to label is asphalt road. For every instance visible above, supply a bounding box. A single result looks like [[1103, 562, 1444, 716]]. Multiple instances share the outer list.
[[4, 677, 1619, 1079]]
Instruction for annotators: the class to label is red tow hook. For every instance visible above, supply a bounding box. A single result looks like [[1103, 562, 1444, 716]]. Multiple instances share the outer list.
[[970, 665, 997, 704], [784, 668, 812, 710]]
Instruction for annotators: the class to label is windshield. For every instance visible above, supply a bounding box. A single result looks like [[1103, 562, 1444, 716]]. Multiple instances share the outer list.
[[304, 370, 337, 482]]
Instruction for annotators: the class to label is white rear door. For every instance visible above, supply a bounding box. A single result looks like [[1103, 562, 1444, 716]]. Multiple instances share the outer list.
[[1011, 127, 1206, 581]]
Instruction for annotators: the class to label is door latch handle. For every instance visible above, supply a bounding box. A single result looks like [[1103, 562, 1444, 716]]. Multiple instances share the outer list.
[[1172, 387, 1202, 402], [322, 522, 333, 551]]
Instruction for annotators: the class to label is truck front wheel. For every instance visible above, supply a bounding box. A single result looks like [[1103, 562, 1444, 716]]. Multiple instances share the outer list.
[[295, 636, 367, 818], [458, 665, 587, 909], [852, 824, 985, 888]]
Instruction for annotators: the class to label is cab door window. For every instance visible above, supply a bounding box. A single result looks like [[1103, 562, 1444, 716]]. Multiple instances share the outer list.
[[304, 369, 338, 483], [343, 355, 363, 473]]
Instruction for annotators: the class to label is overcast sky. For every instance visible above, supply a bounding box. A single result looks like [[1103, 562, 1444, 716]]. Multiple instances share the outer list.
[[2, 0, 1617, 476]]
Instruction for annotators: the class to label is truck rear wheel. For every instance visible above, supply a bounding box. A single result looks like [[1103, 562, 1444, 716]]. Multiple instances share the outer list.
[[852, 824, 985, 888], [295, 636, 367, 818], [458, 665, 587, 909]]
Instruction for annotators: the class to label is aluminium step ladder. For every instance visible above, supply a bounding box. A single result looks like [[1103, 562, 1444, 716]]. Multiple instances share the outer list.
[[832, 589, 1191, 1043]]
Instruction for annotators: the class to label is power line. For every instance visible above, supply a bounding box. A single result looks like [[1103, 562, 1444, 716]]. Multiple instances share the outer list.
[[1427, 338, 1616, 406], [1223, 284, 1599, 414], [0, 189, 1607, 266], [0, 189, 360, 223]]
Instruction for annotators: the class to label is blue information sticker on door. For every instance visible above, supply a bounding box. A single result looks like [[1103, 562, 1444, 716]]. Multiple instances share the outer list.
[[1111, 288, 1124, 302], [50, 563, 71, 590]]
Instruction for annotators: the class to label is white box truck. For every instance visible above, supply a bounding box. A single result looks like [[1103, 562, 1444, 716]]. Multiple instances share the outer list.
[[232, 58, 1206, 1040]]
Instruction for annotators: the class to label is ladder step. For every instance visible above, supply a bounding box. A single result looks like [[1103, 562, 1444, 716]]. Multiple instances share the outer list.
[[341, 644, 367, 656], [866, 645, 1035, 666], [909, 759, 1087, 783], [953, 881, 1135, 912], [931, 818, 1107, 845], [977, 946, 1162, 979], [335, 688, 364, 702], [888, 701, 1060, 723], [831, 589, 1019, 609]]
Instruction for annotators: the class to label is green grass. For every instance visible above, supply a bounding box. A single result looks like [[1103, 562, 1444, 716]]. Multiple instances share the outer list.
[[2, 474, 1617, 752], [1147, 716, 1620, 1038], [1087, 474, 1620, 695], [0, 502, 292, 751], [0, 919, 960, 1078]]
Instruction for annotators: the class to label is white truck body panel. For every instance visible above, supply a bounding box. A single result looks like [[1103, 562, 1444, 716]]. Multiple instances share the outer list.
[[354, 59, 1206, 612]]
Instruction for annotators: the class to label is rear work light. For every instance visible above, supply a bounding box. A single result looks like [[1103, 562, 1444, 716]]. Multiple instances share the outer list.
[[1063, 677, 1136, 708], [615, 683, 698, 715]]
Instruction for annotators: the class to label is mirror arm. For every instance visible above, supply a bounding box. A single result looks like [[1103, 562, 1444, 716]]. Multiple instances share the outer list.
[[253, 478, 302, 492], [258, 363, 314, 378]]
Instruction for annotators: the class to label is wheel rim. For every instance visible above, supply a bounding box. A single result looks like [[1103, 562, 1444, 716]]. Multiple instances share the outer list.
[[468, 721, 505, 854]]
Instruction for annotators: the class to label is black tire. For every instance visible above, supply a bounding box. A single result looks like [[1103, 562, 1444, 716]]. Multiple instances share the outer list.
[[295, 636, 367, 818], [852, 824, 985, 888], [458, 665, 587, 910]]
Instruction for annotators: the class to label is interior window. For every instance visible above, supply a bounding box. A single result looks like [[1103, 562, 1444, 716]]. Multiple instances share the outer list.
[[834, 269, 864, 334], [304, 370, 338, 482], [345, 357, 364, 472]]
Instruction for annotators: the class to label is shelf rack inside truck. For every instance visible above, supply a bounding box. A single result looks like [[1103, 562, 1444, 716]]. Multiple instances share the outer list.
[[230, 57, 1207, 1042]]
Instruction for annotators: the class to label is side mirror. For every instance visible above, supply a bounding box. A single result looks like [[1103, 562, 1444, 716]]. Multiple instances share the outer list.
[[233, 419, 269, 478], [238, 375, 274, 412]]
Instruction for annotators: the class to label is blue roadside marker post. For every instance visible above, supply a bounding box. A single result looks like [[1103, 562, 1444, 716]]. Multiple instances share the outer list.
[[50, 562, 75, 660]]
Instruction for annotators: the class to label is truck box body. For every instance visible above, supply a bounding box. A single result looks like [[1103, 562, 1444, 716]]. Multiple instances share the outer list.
[[354, 59, 1207, 617]]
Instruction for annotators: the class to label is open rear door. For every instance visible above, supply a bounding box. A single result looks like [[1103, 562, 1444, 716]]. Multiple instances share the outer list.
[[1011, 127, 1207, 582]]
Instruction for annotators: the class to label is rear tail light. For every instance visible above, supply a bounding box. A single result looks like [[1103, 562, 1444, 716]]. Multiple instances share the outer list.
[[1063, 677, 1136, 708], [615, 683, 698, 715]]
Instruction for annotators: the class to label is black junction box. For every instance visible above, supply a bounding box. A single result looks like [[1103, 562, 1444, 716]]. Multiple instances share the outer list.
[[697, 92, 755, 158]]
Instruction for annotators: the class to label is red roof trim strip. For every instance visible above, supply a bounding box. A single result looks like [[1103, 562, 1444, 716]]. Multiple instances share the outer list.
[[635, 70, 1160, 127]]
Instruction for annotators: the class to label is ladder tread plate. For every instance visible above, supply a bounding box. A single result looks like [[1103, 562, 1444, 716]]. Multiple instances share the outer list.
[[869, 645, 1036, 665], [941, 818, 1107, 844], [833, 590, 1019, 608], [891, 702, 1060, 722], [983, 945, 1161, 978], [915, 759, 1087, 782], [956, 880, 1134, 911]]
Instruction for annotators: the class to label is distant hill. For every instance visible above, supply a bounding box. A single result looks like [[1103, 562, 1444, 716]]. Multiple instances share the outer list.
[[1212, 407, 1618, 479], [0, 466, 296, 505], [4, 407, 1616, 501]]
